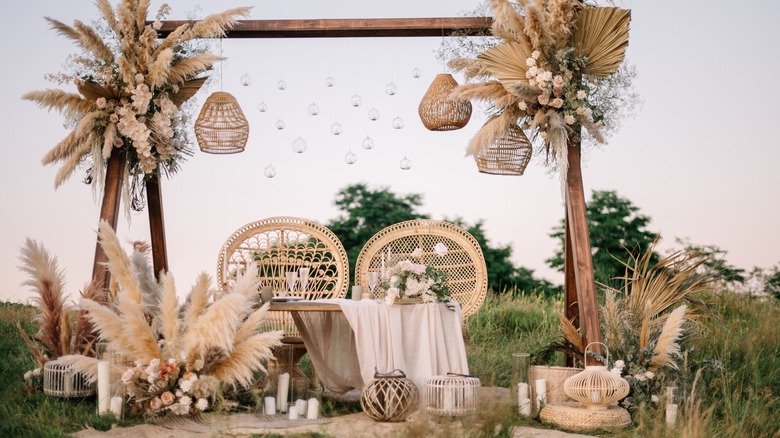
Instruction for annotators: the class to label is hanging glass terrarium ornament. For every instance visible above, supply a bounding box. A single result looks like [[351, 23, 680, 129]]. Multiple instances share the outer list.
[[362, 136, 374, 150], [264, 164, 276, 178], [344, 150, 357, 165], [399, 156, 412, 170], [351, 94, 362, 107], [392, 116, 405, 129], [326, 76, 335, 87], [257, 102, 267, 113], [277, 80, 287, 90], [330, 122, 343, 135], [385, 82, 397, 95], [275, 119, 286, 130], [307, 102, 320, 116], [240, 73, 252, 86], [292, 137, 307, 154], [412, 67, 421, 78], [367, 108, 380, 121]]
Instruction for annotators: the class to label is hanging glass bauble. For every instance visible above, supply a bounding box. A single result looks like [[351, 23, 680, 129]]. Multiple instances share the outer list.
[[392, 116, 405, 129], [257, 102, 267, 112], [240, 73, 252, 86], [275, 119, 286, 130], [326, 76, 335, 87], [292, 137, 307, 154], [385, 82, 397, 95], [264, 164, 276, 178], [277, 80, 287, 90], [367, 108, 380, 121], [351, 94, 362, 107], [400, 156, 412, 170], [345, 150, 357, 165], [362, 136, 374, 150], [412, 67, 421, 78], [307, 102, 320, 116], [330, 122, 343, 135]]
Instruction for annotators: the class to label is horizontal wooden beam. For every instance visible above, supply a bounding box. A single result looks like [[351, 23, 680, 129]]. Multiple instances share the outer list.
[[156, 17, 492, 38]]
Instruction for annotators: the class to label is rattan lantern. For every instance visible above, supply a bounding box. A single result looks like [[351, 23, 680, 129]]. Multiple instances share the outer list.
[[563, 343, 629, 410], [475, 122, 533, 176], [418, 73, 472, 131], [424, 373, 480, 417], [194, 91, 249, 154], [360, 369, 419, 422], [43, 360, 95, 398]]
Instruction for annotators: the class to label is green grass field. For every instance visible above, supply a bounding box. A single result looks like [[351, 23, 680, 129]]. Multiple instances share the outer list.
[[1, 290, 778, 437]]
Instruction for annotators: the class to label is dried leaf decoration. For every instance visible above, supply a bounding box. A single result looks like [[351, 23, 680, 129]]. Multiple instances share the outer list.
[[574, 7, 632, 78], [477, 42, 532, 93]]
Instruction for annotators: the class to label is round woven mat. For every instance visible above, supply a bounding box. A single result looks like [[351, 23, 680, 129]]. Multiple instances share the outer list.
[[540, 402, 631, 432]]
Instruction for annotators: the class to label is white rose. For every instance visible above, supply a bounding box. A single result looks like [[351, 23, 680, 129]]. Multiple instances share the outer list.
[[610, 367, 622, 377], [433, 242, 448, 257], [645, 371, 655, 379], [531, 50, 541, 60], [195, 398, 209, 411], [577, 90, 587, 100], [179, 395, 192, 406], [614, 360, 625, 369], [525, 57, 536, 67], [564, 115, 576, 125], [121, 369, 135, 385]]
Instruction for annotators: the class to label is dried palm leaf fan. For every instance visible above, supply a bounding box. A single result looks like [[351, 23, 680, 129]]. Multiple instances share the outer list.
[[574, 7, 632, 78], [474, 118, 532, 175], [195, 40, 249, 154], [418, 73, 472, 131]]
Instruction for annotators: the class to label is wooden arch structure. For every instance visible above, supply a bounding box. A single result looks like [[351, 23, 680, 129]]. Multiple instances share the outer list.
[[93, 17, 601, 365]]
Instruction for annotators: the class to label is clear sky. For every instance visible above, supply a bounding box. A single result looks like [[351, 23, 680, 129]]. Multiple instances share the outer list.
[[1, 0, 778, 303]]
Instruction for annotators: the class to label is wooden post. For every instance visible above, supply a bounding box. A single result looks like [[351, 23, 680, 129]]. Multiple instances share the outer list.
[[564, 136, 603, 365], [563, 208, 580, 367], [146, 172, 168, 279], [91, 149, 126, 291]]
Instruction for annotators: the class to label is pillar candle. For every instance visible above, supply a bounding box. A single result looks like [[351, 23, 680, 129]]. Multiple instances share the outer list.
[[288, 405, 299, 420], [535, 379, 547, 408], [517, 382, 529, 404], [306, 398, 320, 419], [519, 398, 532, 416], [110, 396, 123, 418], [97, 360, 110, 414], [264, 396, 276, 415], [352, 285, 363, 301], [295, 399, 307, 414], [666, 404, 678, 426], [277, 373, 290, 413]]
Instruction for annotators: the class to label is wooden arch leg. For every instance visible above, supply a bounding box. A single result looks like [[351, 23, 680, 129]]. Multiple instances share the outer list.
[[91, 149, 126, 290]]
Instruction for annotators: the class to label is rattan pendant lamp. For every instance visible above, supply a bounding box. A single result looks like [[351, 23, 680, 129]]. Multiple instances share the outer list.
[[194, 39, 249, 154], [418, 72, 472, 131], [474, 117, 532, 175]]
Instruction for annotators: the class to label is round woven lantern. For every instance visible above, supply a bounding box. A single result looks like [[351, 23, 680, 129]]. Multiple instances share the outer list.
[[43, 360, 95, 398], [360, 369, 419, 422], [424, 373, 480, 417], [194, 91, 249, 154], [418, 73, 472, 131], [563, 343, 629, 410], [475, 122, 532, 176]]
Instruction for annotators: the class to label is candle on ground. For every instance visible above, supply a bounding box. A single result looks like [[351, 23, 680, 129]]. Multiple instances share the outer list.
[[97, 361, 110, 414], [307, 398, 320, 419], [277, 373, 290, 413], [264, 396, 276, 415]]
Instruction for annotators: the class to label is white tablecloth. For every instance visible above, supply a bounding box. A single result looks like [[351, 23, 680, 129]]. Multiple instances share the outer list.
[[290, 299, 469, 393]]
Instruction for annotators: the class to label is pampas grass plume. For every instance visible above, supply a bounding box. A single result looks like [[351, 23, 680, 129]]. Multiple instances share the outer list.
[[649, 304, 687, 372]]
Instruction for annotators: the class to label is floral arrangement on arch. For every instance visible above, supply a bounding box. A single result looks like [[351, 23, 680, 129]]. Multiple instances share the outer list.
[[52, 221, 283, 417], [23, 0, 250, 205], [380, 243, 451, 305], [448, 0, 631, 178]]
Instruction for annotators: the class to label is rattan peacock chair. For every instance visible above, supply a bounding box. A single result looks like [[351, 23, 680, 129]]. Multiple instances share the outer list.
[[353, 219, 488, 321], [217, 217, 350, 378]]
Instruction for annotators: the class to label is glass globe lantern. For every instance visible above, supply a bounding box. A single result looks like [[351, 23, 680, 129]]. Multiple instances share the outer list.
[[275, 119, 286, 130], [292, 137, 307, 154], [362, 136, 374, 150], [351, 94, 362, 107], [240, 73, 252, 86], [385, 82, 397, 95], [326, 76, 335, 87], [264, 164, 277, 178], [399, 156, 412, 170], [277, 80, 287, 90], [392, 116, 405, 129], [257, 102, 267, 112], [344, 150, 357, 165], [367, 108, 380, 121], [307, 102, 320, 116], [412, 67, 421, 78], [330, 122, 343, 135]]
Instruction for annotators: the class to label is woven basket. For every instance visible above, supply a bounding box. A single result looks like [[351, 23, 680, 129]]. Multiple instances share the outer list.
[[424, 373, 480, 417], [418, 74, 472, 131], [43, 360, 95, 398], [475, 122, 532, 176], [360, 369, 419, 422], [194, 91, 249, 154], [529, 365, 582, 410], [540, 402, 631, 432]]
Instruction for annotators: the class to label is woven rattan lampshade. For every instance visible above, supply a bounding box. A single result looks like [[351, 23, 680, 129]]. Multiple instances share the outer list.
[[195, 91, 249, 154], [360, 369, 419, 422], [418, 73, 472, 131], [475, 122, 532, 176], [563, 343, 630, 410]]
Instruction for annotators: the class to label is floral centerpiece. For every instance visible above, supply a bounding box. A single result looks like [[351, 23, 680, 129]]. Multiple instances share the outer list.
[[380, 243, 451, 305], [23, 1, 251, 209]]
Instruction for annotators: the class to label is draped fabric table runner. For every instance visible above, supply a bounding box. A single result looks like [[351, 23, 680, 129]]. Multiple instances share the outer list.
[[289, 299, 469, 394]]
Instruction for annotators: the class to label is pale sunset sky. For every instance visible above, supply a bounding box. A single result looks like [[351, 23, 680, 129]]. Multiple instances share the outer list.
[[1, 0, 777, 303]]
